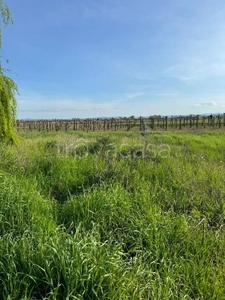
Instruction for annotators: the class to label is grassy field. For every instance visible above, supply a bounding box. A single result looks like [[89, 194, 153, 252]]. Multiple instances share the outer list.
[[0, 129, 225, 299]]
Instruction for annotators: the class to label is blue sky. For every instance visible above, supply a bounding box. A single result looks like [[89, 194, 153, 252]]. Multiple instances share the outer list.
[[2, 0, 225, 119]]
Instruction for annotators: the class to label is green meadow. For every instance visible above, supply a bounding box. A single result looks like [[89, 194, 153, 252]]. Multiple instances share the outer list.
[[0, 129, 225, 299]]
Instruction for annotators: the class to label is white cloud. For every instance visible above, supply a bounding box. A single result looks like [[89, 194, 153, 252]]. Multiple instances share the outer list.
[[16, 88, 225, 120], [192, 101, 217, 108], [164, 60, 225, 83], [124, 92, 147, 99], [155, 92, 180, 98]]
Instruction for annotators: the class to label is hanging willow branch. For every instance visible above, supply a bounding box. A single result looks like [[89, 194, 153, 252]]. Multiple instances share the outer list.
[[0, 74, 18, 143], [0, 0, 19, 143]]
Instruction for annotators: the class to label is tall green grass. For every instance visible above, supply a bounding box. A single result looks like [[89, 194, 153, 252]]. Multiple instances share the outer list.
[[0, 130, 225, 299]]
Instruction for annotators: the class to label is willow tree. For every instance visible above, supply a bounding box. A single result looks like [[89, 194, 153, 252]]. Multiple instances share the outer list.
[[0, 0, 18, 143]]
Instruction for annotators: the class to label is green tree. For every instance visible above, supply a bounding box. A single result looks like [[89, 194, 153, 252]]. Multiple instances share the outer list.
[[0, 0, 18, 143]]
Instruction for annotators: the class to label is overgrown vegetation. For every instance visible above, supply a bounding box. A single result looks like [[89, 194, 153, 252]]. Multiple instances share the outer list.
[[0, 129, 225, 299]]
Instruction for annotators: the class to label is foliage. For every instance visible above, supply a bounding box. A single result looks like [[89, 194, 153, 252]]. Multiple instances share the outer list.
[[0, 74, 18, 143], [0, 0, 18, 143], [0, 130, 225, 299]]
